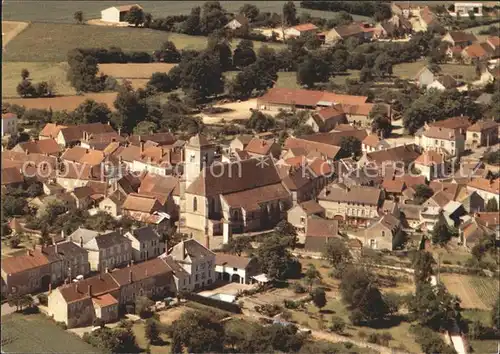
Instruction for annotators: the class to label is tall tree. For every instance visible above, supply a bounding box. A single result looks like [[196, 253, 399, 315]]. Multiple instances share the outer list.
[[233, 39, 256, 68], [414, 184, 434, 204], [200, 1, 228, 34], [74, 10, 84, 24], [256, 234, 293, 280], [412, 251, 436, 284], [304, 264, 322, 291], [179, 52, 224, 101], [239, 4, 260, 22], [431, 220, 453, 245], [486, 198, 498, 212], [283, 1, 297, 26], [297, 55, 330, 88], [322, 238, 352, 269], [73, 99, 111, 124], [125, 6, 145, 27], [492, 295, 500, 329], [311, 287, 327, 311], [144, 318, 160, 344], [182, 6, 201, 35], [339, 136, 362, 158], [21, 68, 30, 80], [112, 86, 147, 133]]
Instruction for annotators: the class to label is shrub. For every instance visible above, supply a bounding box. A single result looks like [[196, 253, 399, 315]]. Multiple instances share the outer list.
[[56, 321, 67, 330], [293, 283, 307, 294], [37, 293, 48, 306], [344, 342, 353, 349], [443, 260, 452, 265], [284, 299, 299, 309], [367, 333, 379, 344], [349, 309, 364, 326], [330, 316, 346, 333], [358, 330, 367, 339]]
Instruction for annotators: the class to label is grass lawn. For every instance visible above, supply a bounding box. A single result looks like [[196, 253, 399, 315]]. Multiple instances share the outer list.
[[3, 22, 285, 63], [1, 312, 97, 353], [393, 61, 478, 81], [132, 322, 171, 354], [2, 1, 372, 23], [462, 309, 492, 327], [469, 339, 499, 353], [2, 62, 75, 98]]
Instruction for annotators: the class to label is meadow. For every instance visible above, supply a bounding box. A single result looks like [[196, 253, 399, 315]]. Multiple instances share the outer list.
[[1, 313, 98, 353], [441, 274, 499, 309], [3, 22, 285, 62], [393, 61, 478, 81], [4, 92, 118, 111], [2, 1, 372, 23]]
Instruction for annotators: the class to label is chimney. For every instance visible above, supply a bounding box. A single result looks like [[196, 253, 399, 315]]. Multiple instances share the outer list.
[[48, 283, 52, 295], [98, 273, 102, 280], [140, 141, 145, 153], [53, 237, 58, 254], [27, 249, 32, 256], [88, 284, 92, 297], [205, 234, 210, 249], [118, 127, 121, 136], [74, 283, 78, 292], [86, 149, 89, 154], [105, 267, 109, 273], [80, 236, 84, 248], [180, 241, 185, 258], [180, 148, 185, 162], [25, 149, 29, 155], [129, 269, 133, 283], [61, 229, 65, 241]]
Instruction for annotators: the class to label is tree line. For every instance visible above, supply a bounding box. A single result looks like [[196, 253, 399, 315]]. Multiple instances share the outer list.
[[300, 0, 392, 21]]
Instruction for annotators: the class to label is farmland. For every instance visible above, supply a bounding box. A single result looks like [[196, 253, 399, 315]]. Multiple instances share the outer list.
[[4, 92, 118, 111], [1, 313, 97, 353], [98, 63, 176, 78], [2, 21, 29, 48], [441, 274, 499, 309], [2, 1, 372, 24], [3, 22, 285, 63]]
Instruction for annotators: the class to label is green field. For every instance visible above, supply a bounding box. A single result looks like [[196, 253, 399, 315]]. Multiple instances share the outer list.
[[2, 1, 371, 23], [3, 22, 285, 62], [1, 313, 98, 353], [393, 61, 478, 81]]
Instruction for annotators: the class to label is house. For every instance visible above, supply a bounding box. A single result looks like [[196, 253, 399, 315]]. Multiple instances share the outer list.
[[284, 137, 341, 161], [257, 87, 367, 111], [1, 112, 17, 137], [122, 193, 165, 221], [420, 206, 446, 231], [1, 167, 24, 188], [99, 189, 127, 218], [466, 119, 499, 148], [1, 248, 51, 295], [487, 36, 500, 51], [161, 239, 216, 290], [475, 92, 493, 105], [382, 177, 407, 198], [225, 15, 249, 30], [304, 218, 340, 252], [378, 15, 413, 39], [80, 131, 125, 151], [317, 183, 383, 226], [460, 217, 495, 249], [462, 42, 496, 63], [38, 123, 67, 141], [12, 139, 61, 156], [415, 120, 467, 158], [129, 143, 183, 176], [124, 226, 165, 262], [42, 239, 91, 284], [450, 2, 483, 17], [214, 253, 259, 284], [360, 214, 402, 250], [287, 200, 325, 232], [301, 129, 369, 156], [229, 134, 253, 152], [53, 123, 116, 147], [442, 31, 478, 48], [244, 137, 281, 159], [284, 23, 319, 39], [443, 200, 467, 227], [362, 134, 390, 152], [69, 228, 132, 272], [48, 258, 173, 328], [456, 190, 484, 213], [128, 132, 177, 147], [325, 22, 374, 45], [184, 157, 292, 236], [343, 102, 391, 127], [306, 105, 347, 133], [467, 177, 500, 204], [137, 172, 180, 219], [414, 151, 447, 181], [399, 204, 424, 230], [414, 66, 436, 87], [101, 4, 143, 23], [427, 75, 459, 91], [420, 6, 441, 31], [359, 144, 421, 170]]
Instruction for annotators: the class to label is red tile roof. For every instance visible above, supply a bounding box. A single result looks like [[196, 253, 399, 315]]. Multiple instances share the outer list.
[[245, 138, 275, 155], [467, 119, 498, 132], [468, 177, 500, 195], [15, 139, 61, 155], [92, 293, 118, 307], [1, 250, 49, 274], [306, 218, 339, 238], [415, 151, 445, 166], [258, 88, 367, 108], [2, 113, 17, 119], [290, 23, 318, 32]]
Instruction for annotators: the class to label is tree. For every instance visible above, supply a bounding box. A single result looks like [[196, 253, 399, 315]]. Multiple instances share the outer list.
[[221, 236, 251, 256], [297, 55, 330, 88], [233, 39, 256, 68], [133, 121, 157, 135], [145, 318, 160, 344], [16, 79, 36, 97], [154, 41, 181, 63], [256, 234, 294, 281], [339, 136, 362, 159], [409, 283, 461, 330], [67, 50, 102, 92], [412, 251, 436, 284], [169, 310, 224, 353], [147, 72, 174, 93], [135, 296, 154, 318], [340, 267, 390, 323], [369, 104, 392, 138], [431, 220, 453, 245], [182, 6, 201, 35], [9, 234, 21, 248], [359, 66, 373, 83], [84, 326, 139, 353], [414, 184, 434, 204], [144, 12, 152, 28], [74, 10, 84, 24], [239, 4, 259, 22], [322, 238, 352, 269], [179, 52, 224, 101], [246, 110, 276, 132], [492, 295, 500, 329], [112, 86, 147, 133], [486, 198, 498, 212], [304, 264, 322, 291], [73, 99, 111, 124], [2, 195, 27, 217], [208, 35, 233, 71], [21, 68, 30, 80], [283, 1, 297, 26], [392, 229, 407, 250], [26, 182, 43, 198], [125, 6, 145, 27], [374, 52, 393, 77], [311, 287, 327, 311], [330, 316, 346, 333], [200, 1, 228, 34]]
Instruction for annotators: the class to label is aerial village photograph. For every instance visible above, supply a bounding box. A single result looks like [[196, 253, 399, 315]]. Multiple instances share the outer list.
[[0, 0, 499, 353]]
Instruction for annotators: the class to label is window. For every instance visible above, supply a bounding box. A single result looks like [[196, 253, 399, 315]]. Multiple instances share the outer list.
[[190, 154, 195, 163], [435, 140, 438, 145], [451, 142, 455, 147], [440, 141, 444, 147], [195, 274, 199, 281], [381, 231, 385, 237], [300, 216, 306, 225], [233, 267, 238, 271], [370, 239, 376, 249], [193, 197, 198, 212]]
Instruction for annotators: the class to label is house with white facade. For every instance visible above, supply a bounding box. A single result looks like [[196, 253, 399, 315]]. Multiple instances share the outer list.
[[101, 4, 143, 23], [2, 113, 17, 137], [214, 253, 259, 284]]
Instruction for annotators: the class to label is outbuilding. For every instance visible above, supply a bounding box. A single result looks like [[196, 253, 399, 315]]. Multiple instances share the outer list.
[[101, 4, 142, 23]]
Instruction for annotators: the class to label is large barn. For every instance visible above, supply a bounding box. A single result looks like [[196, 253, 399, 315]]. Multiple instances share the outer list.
[[100, 4, 142, 23]]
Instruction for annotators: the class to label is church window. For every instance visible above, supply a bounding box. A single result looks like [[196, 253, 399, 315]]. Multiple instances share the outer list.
[[193, 197, 198, 212]]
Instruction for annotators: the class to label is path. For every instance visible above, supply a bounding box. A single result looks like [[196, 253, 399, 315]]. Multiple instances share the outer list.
[[2, 21, 29, 49]]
